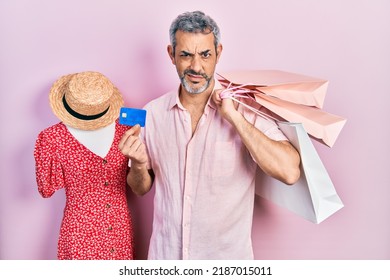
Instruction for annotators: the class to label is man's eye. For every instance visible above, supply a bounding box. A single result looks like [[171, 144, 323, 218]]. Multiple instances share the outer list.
[[202, 52, 211, 58]]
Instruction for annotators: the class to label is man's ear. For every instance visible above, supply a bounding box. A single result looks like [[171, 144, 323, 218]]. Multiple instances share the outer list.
[[167, 45, 175, 65], [216, 44, 223, 63]]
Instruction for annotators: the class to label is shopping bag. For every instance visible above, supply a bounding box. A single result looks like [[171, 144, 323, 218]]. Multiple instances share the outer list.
[[217, 70, 347, 147], [218, 70, 328, 108], [252, 91, 346, 147], [255, 122, 344, 224]]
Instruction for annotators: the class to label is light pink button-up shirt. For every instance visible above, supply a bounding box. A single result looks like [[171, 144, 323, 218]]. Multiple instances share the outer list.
[[140, 83, 287, 260]]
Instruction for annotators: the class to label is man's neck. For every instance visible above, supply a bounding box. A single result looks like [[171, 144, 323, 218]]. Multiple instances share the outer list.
[[179, 80, 215, 111]]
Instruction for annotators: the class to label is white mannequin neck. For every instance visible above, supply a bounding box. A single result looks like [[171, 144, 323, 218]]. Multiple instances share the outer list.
[[66, 122, 115, 158]]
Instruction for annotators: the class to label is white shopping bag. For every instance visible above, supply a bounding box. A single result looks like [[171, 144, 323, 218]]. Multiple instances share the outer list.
[[255, 122, 344, 224]]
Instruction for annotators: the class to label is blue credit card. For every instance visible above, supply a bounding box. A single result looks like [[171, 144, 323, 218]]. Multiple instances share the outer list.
[[119, 107, 146, 127]]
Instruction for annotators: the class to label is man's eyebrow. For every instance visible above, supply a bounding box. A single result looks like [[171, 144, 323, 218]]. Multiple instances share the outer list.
[[199, 50, 211, 55], [179, 49, 212, 56], [180, 50, 193, 56]]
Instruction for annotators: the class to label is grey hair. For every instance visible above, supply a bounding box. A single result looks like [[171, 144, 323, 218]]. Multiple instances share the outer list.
[[169, 11, 221, 54]]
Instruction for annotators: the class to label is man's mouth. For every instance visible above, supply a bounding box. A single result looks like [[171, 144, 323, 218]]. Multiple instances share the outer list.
[[187, 74, 203, 83], [185, 70, 207, 84]]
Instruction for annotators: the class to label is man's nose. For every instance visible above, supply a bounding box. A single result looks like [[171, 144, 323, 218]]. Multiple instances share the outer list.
[[190, 55, 202, 73]]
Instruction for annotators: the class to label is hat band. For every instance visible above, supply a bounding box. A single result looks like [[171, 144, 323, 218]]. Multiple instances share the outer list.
[[62, 96, 110, 120]]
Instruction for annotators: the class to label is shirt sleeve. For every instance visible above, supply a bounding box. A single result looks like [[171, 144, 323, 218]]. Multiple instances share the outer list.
[[239, 98, 288, 142], [34, 130, 65, 198]]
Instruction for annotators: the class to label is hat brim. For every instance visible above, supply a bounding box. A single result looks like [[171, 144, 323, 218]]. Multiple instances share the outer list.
[[49, 74, 124, 130]]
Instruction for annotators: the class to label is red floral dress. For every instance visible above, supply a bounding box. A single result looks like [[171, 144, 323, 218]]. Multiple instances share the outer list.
[[34, 121, 134, 260]]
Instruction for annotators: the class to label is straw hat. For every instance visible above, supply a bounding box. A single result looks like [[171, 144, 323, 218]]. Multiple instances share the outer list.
[[49, 71, 124, 130]]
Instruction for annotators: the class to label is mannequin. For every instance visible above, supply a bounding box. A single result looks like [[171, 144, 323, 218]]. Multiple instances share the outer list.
[[66, 122, 115, 158], [34, 71, 134, 260]]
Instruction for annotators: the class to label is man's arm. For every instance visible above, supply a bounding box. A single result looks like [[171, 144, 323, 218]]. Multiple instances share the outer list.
[[118, 125, 153, 195], [127, 163, 154, 196], [213, 90, 301, 185]]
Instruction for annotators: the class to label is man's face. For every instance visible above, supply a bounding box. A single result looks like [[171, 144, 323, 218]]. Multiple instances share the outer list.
[[168, 30, 222, 95]]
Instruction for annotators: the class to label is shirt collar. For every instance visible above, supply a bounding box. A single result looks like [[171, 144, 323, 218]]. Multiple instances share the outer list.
[[168, 84, 183, 111]]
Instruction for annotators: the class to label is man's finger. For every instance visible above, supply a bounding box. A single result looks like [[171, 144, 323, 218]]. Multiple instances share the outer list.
[[118, 125, 140, 149], [133, 124, 141, 137]]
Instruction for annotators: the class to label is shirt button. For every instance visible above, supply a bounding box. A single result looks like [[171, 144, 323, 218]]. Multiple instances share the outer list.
[[106, 203, 111, 208], [103, 159, 107, 164], [108, 226, 113, 231], [110, 248, 115, 253], [104, 181, 109, 186]]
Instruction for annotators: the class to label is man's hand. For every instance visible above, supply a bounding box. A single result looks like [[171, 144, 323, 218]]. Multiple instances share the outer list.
[[118, 124, 148, 166], [212, 89, 240, 124]]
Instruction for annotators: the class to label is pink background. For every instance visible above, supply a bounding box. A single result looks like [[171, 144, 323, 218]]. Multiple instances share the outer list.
[[0, 0, 389, 260]]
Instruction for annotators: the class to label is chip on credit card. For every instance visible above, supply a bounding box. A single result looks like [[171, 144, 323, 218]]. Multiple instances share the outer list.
[[119, 107, 146, 127]]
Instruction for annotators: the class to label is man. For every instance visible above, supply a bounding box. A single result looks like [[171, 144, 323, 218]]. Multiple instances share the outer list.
[[119, 11, 300, 259]]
